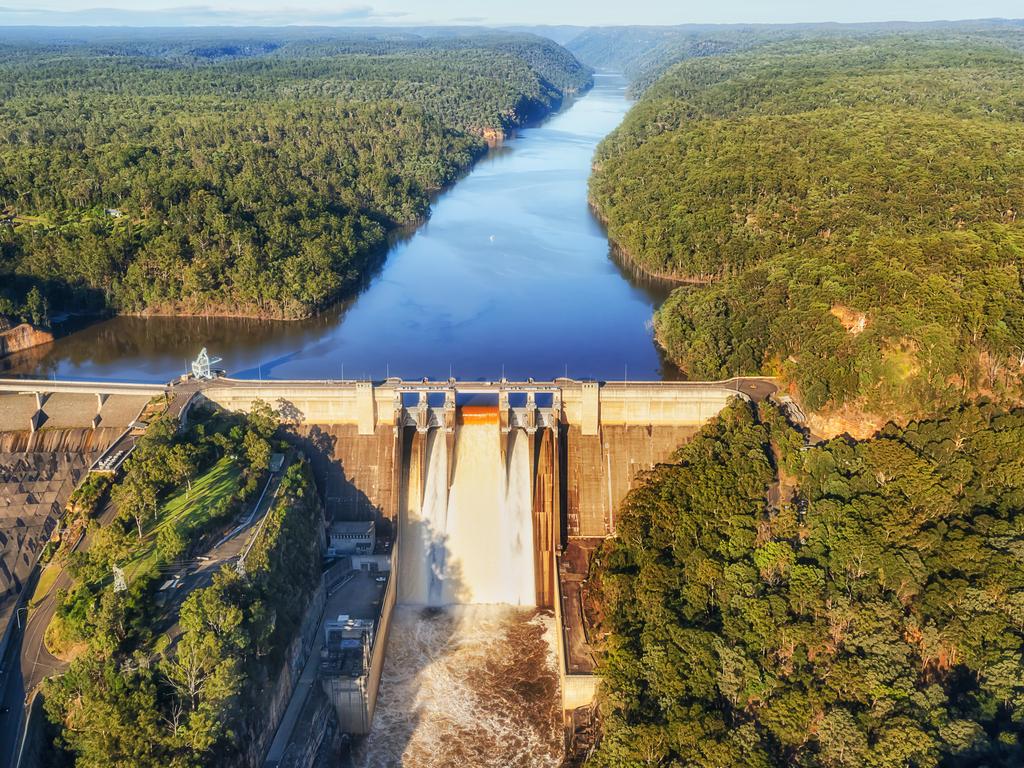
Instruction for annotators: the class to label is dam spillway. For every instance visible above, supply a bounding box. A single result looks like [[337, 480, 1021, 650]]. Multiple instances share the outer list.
[[400, 409, 537, 607], [499, 426, 537, 607], [0, 375, 775, 760]]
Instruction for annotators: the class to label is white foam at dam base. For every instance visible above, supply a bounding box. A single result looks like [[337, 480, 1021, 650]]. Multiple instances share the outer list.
[[351, 606, 562, 768]]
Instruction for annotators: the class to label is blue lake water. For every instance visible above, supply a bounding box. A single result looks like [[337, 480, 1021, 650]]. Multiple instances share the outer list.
[[4, 74, 677, 383]]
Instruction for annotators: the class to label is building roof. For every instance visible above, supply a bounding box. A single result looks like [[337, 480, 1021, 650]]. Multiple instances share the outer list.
[[329, 520, 375, 536]]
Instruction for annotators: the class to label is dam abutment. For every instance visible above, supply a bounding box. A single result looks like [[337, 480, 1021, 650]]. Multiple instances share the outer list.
[[46, 375, 771, 748]]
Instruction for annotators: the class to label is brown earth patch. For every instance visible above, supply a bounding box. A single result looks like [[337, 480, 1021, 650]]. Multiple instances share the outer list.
[[830, 304, 867, 335]]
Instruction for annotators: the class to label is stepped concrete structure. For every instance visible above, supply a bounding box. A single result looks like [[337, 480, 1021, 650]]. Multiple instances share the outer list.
[[0, 374, 776, 757], [195, 376, 776, 728], [0, 387, 154, 663]]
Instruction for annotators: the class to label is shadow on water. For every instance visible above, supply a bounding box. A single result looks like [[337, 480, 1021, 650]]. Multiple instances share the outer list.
[[597, 210, 688, 383]]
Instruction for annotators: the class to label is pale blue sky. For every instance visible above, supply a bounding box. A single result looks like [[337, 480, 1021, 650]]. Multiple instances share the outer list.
[[0, 0, 1019, 27]]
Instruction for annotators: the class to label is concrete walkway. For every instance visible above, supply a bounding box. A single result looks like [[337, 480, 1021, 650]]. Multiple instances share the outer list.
[[263, 569, 385, 766], [263, 602, 329, 767]]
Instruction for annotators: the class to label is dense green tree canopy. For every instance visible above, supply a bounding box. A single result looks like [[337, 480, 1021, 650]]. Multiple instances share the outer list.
[[45, 407, 323, 768], [589, 36, 1024, 419], [0, 31, 590, 320], [590, 400, 1024, 767]]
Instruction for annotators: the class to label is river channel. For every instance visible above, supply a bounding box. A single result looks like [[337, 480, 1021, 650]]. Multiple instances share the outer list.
[[3, 73, 676, 383]]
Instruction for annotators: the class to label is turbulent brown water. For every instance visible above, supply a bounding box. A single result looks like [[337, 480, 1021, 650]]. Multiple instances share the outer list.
[[351, 606, 563, 768]]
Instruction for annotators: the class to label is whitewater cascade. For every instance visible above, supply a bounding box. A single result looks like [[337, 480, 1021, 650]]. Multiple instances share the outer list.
[[399, 415, 536, 606], [398, 428, 448, 605], [352, 606, 562, 768]]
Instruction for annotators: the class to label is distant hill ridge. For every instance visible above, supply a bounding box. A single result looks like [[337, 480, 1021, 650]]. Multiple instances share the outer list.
[[564, 19, 1024, 91], [588, 30, 1024, 431]]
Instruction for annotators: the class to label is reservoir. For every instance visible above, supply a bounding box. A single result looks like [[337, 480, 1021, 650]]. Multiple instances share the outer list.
[[2, 73, 676, 383], [0, 73, 695, 768]]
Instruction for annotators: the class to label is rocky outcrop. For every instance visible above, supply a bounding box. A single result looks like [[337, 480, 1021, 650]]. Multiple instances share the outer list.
[[0, 323, 53, 358], [482, 127, 506, 146]]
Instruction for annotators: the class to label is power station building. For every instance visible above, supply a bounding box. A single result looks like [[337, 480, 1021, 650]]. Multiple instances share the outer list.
[[326, 520, 376, 556]]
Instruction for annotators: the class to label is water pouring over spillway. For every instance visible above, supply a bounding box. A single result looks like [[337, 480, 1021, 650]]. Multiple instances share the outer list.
[[352, 606, 563, 768], [399, 407, 537, 607], [372, 406, 561, 767], [501, 428, 537, 607], [191, 374, 750, 765]]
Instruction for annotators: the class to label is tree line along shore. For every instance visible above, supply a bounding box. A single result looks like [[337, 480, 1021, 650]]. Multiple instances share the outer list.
[[0, 29, 591, 325], [581, 23, 1024, 768], [588, 30, 1024, 430]]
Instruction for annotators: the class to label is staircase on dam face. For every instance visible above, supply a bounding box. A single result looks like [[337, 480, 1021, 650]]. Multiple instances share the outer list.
[[196, 376, 775, 735]]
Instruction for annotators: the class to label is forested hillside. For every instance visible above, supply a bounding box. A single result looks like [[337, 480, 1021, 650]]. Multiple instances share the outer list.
[[566, 21, 1024, 93], [43, 405, 325, 767], [0, 30, 590, 320], [589, 400, 1024, 767], [589, 35, 1024, 428]]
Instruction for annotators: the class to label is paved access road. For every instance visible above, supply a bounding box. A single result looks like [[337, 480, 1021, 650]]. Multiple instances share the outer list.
[[0, 497, 118, 767], [0, 456, 278, 767]]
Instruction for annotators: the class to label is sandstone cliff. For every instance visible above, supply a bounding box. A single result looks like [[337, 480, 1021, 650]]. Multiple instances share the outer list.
[[0, 323, 53, 358]]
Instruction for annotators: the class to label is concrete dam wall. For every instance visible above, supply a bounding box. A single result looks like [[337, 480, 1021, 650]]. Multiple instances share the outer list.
[[197, 376, 775, 738], [199, 378, 761, 434], [199, 377, 774, 607], [290, 423, 398, 524]]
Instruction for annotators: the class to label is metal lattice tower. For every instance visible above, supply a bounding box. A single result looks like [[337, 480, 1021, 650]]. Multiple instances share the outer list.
[[191, 348, 223, 380]]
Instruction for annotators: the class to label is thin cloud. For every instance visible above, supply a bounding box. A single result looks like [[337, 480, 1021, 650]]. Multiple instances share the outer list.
[[0, 3, 413, 25]]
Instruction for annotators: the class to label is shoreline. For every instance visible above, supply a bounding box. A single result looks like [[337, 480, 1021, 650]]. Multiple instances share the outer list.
[[4, 74, 680, 387], [1, 80, 597, 357], [587, 199, 720, 287]]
